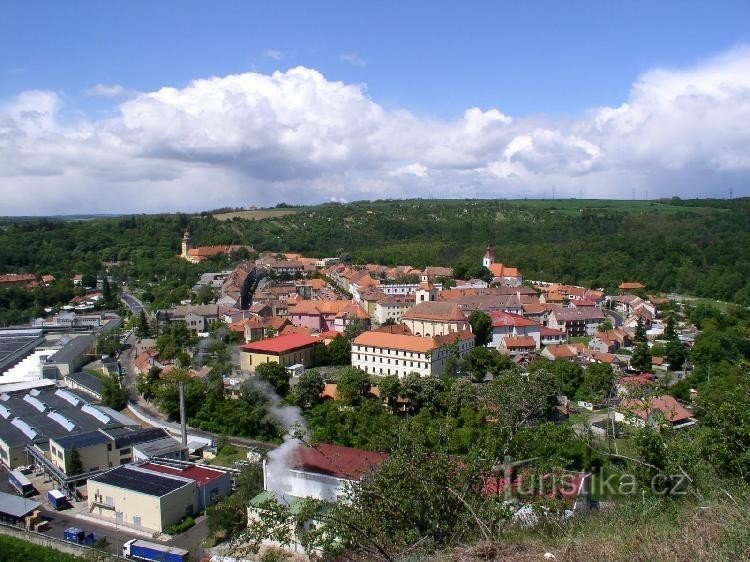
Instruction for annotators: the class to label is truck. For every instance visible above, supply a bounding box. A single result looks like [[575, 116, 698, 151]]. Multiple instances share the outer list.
[[122, 539, 189, 562], [47, 489, 68, 510], [64, 527, 85, 544]]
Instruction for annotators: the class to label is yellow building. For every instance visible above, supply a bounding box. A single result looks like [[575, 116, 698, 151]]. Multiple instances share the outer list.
[[88, 465, 196, 533], [401, 301, 470, 337], [239, 334, 319, 372]]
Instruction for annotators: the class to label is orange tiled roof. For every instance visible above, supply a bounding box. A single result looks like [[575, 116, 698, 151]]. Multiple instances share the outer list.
[[354, 329, 473, 354]]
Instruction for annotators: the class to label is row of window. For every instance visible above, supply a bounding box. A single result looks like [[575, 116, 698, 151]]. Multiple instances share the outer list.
[[354, 355, 428, 368]]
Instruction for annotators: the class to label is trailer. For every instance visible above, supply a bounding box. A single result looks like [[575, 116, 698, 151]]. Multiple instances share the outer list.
[[8, 469, 35, 497], [64, 527, 85, 544], [47, 489, 68, 510], [122, 539, 189, 562]]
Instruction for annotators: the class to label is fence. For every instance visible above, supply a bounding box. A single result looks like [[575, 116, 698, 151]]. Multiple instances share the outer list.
[[0, 519, 126, 560]]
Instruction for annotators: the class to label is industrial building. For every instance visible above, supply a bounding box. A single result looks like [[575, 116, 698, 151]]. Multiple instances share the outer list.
[[88, 465, 197, 533], [48, 427, 185, 476], [0, 329, 46, 376], [0, 385, 140, 470], [139, 462, 232, 509]]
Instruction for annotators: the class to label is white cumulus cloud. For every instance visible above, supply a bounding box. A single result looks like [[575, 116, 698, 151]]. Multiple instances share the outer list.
[[1, 45, 750, 214]]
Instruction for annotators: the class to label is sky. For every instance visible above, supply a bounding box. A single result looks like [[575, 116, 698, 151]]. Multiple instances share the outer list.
[[1, 0, 750, 214]]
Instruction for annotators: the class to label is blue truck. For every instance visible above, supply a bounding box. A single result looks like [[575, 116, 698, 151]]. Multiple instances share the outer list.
[[64, 527, 85, 544], [122, 539, 189, 562]]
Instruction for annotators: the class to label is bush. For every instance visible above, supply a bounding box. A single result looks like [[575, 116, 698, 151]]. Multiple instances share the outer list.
[[164, 516, 195, 535]]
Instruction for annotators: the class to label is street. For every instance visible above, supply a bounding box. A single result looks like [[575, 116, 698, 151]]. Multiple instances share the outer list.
[[120, 292, 144, 315]]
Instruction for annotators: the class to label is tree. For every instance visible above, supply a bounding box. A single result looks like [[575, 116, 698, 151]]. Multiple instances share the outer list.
[[196, 285, 216, 305], [377, 374, 401, 410], [598, 318, 614, 332], [468, 310, 492, 347], [575, 363, 615, 403], [336, 367, 371, 406], [96, 333, 121, 357], [136, 309, 151, 338], [327, 336, 351, 365], [631, 342, 652, 372], [463, 346, 498, 382], [635, 317, 647, 343], [67, 448, 83, 475], [101, 371, 128, 410], [256, 362, 292, 397], [547, 359, 584, 398], [382, 317, 397, 326], [292, 371, 325, 409], [343, 317, 367, 341], [664, 313, 678, 340], [664, 339, 687, 370]]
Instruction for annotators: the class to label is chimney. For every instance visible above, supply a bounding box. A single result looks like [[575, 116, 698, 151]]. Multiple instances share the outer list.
[[179, 382, 187, 446]]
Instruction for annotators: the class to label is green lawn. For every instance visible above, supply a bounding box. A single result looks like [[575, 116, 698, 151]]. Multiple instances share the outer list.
[[206, 444, 250, 467]]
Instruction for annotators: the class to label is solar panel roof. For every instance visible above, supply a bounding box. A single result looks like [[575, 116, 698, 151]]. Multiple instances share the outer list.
[[90, 465, 192, 496]]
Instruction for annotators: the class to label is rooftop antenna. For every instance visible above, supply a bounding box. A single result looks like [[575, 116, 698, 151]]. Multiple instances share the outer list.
[[631, 187, 636, 201], [729, 187, 733, 200]]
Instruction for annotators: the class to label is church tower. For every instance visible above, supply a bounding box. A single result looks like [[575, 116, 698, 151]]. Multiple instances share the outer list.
[[415, 274, 438, 303], [483, 245, 494, 268], [181, 230, 193, 259]]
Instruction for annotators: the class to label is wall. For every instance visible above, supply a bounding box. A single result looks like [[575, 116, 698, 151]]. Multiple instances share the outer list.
[[240, 347, 316, 372]]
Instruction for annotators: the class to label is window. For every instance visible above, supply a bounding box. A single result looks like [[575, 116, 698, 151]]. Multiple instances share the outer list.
[[105, 496, 114, 507], [133, 515, 141, 527]]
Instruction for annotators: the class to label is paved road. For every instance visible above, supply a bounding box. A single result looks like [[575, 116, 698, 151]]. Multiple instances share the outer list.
[[120, 292, 144, 315], [604, 309, 624, 327]]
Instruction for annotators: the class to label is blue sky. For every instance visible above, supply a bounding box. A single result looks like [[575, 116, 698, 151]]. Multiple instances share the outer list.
[[1, 1, 750, 213]]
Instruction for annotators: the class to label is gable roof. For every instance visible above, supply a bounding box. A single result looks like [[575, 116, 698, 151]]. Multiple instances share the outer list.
[[621, 395, 693, 423], [402, 302, 468, 322], [353, 329, 473, 354], [241, 333, 319, 354], [503, 336, 536, 348], [490, 311, 539, 328], [291, 443, 388, 481]]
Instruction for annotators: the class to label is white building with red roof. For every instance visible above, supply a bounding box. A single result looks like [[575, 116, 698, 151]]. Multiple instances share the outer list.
[[239, 334, 320, 372], [489, 311, 541, 350], [615, 395, 696, 429]]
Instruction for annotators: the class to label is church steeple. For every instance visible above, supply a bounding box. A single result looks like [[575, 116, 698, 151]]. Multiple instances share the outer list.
[[483, 245, 494, 268], [181, 230, 193, 258]]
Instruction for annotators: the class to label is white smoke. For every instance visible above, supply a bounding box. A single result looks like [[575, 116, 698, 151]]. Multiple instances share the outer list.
[[246, 378, 310, 501]]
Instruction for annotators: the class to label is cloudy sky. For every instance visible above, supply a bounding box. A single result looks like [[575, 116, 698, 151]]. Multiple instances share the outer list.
[[1, 1, 750, 215]]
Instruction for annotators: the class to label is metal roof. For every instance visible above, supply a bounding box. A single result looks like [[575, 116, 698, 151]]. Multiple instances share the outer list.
[[90, 465, 192, 497], [46, 334, 95, 366], [52, 429, 111, 450], [0, 490, 41, 518], [65, 371, 104, 396]]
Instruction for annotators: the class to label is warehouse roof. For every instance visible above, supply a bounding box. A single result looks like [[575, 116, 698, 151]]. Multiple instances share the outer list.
[[0, 491, 40, 518], [89, 465, 193, 497], [52, 429, 111, 450], [139, 462, 228, 486]]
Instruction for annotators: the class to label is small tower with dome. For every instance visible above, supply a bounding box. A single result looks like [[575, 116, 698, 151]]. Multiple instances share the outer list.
[[181, 230, 194, 259], [483, 245, 495, 268]]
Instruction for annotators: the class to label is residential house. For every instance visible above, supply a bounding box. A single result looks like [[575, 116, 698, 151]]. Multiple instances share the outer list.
[[289, 300, 370, 333], [547, 308, 605, 337], [489, 311, 541, 349], [540, 326, 567, 346], [615, 395, 696, 429]]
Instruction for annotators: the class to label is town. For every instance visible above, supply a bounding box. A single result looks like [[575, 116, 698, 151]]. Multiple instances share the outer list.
[[0, 217, 729, 562]]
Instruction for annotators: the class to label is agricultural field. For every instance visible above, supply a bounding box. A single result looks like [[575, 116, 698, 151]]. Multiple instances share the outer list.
[[213, 208, 301, 221]]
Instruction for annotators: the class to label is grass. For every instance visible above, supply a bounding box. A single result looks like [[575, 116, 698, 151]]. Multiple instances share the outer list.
[[213, 208, 301, 221], [207, 443, 250, 467], [439, 485, 750, 562]]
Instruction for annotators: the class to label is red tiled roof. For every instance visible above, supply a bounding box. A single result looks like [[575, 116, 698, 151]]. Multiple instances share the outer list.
[[402, 302, 468, 322], [503, 336, 536, 348], [241, 334, 319, 354], [490, 311, 539, 328], [139, 462, 226, 486], [621, 395, 693, 423], [540, 326, 566, 337], [291, 443, 388, 481]]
